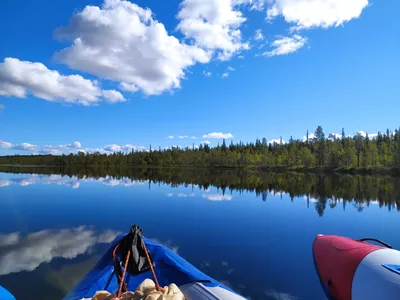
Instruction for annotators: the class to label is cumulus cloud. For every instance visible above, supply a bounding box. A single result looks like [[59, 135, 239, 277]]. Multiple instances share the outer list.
[[202, 132, 233, 139], [54, 0, 210, 96], [266, 0, 369, 30], [328, 133, 341, 140], [68, 141, 82, 148], [176, 0, 249, 60], [43, 141, 82, 152], [0, 58, 123, 106], [200, 140, 211, 145], [249, 0, 266, 11], [269, 138, 286, 145], [167, 136, 175, 139], [13, 142, 37, 151], [221, 72, 229, 78], [227, 66, 235, 71], [119, 82, 139, 92], [355, 131, 379, 139], [178, 135, 196, 139], [368, 133, 378, 139], [102, 90, 125, 103], [103, 144, 146, 153], [203, 71, 212, 77], [0, 140, 13, 149], [263, 35, 307, 56], [302, 133, 316, 142], [0, 227, 120, 276], [237, 55, 244, 59], [254, 28, 264, 40]]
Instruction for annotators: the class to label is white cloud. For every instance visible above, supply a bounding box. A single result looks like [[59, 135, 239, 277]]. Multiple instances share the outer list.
[[269, 138, 286, 145], [13, 142, 37, 151], [79, 148, 110, 154], [67, 141, 82, 148], [254, 28, 264, 40], [355, 131, 378, 139], [202, 132, 233, 139], [119, 82, 139, 92], [356, 130, 367, 137], [227, 66, 235, 71], [263, 35, 307, 57], [266, 0, 369, 30], [178, 135, 196, 139], [249, 0, 265, 11], [104, 144, 146, 153], [202, 193, 232, 201], [102, 90, 125, 103], [0, 58, 121, 106], [167, 136, 175, 139], [221, 72, 229, 78], [43, 141, 82, 153], [176, 0, 249, 60], [0, 140, 13, 149], [302, 133, 316, 142], [237, 55, 244, 59], [368, 133, 378, 139], [0, 227, 120, 276], [104, 144, 122, 152], [203, 71, 212, 77], [54, 0, 210, 96], [328, 132, 341, 140], [200, 140, 211, 144]]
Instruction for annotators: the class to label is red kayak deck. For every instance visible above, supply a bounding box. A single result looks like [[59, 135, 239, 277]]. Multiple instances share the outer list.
[[312, 234, 382, 300]]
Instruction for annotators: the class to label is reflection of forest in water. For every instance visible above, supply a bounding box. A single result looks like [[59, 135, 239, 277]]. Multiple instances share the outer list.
[[1, 166, 400, 216]]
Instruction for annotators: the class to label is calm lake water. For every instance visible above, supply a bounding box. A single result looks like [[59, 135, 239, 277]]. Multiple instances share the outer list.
[[0, 169, 400, 300]]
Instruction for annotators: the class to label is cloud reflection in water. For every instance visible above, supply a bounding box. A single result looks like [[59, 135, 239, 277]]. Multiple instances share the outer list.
[[0, 174, 146, 189], [0, 227, 120, 276]]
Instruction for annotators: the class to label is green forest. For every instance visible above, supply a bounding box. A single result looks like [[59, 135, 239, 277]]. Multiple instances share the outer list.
[[1, 126, 400, 173]]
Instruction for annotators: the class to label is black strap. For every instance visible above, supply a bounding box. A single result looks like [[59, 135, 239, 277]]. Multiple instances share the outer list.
[[113, 225, 153, 291], [359, 238, 392, 248]]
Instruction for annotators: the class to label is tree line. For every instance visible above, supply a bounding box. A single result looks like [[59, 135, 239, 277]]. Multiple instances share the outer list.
[[1, 166, 399, 216], [1, 126, 400, 172]]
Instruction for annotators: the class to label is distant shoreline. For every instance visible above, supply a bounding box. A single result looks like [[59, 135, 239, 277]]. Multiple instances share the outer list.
[[1, 164, 399, 176]]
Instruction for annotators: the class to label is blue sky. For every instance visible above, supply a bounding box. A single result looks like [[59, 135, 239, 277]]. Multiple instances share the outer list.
[[0, 0, 399, 155]]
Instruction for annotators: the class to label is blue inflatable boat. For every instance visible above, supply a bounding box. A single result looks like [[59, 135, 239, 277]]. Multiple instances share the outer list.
[[0, 225, 244, 300]]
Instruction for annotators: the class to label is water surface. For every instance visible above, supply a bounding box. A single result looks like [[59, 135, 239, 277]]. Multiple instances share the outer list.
[[0, 169, 399, 299]]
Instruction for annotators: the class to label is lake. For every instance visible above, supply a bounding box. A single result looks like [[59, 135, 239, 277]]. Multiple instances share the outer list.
[[0, 168, 400, 300]]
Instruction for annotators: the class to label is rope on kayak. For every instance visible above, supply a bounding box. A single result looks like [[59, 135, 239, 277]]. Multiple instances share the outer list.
[[112, 236, 161, 295], [359, 238, 392, 248], [112, 244, 127, 294], [117, 250, 131, 297], [142, 239, 161, 292]]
